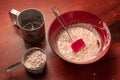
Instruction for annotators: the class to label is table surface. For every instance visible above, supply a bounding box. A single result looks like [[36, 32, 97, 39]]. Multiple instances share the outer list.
[[0, 0, 120, 80]]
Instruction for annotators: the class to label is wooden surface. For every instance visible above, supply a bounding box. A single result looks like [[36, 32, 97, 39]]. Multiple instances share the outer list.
[[0, 0, 120, 80]]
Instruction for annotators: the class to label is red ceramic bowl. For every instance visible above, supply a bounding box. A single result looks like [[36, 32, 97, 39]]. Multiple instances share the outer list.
[[48, 11, 111, 64]]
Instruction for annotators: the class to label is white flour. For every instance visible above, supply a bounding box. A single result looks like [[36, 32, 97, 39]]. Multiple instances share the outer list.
[[24, 50, 46, 70], [56, 23, 101, 63]]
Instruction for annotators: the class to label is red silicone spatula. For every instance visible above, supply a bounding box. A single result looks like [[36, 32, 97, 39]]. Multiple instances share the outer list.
[[51, 5, 72, 41], [71, 39, 86, 53]]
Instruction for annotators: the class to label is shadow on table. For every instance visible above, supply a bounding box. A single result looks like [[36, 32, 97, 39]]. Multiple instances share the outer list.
[[109, 21, 120, 42]]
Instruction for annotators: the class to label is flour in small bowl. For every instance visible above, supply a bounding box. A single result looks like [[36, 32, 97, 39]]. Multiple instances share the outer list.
[[56, 23, 101, 63], [24, 50, 46, 70]]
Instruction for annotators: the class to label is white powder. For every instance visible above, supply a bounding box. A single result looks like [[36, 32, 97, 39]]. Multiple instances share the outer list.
[[56, 23, 101, 63], [24, 50, 46, 70]]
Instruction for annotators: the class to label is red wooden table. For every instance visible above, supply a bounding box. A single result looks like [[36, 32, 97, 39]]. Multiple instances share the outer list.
[[0, 0, 120, 80]]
